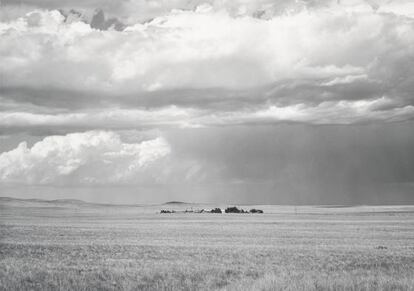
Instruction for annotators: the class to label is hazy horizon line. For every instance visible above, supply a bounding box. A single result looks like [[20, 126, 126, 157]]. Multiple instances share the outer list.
[[2, 196, 413, 208]]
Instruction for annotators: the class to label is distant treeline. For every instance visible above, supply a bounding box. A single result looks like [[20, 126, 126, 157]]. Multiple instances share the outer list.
[[160, 206, 263, 214]]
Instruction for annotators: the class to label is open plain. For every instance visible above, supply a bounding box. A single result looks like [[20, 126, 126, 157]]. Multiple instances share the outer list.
[[1, 198, 413, 291]]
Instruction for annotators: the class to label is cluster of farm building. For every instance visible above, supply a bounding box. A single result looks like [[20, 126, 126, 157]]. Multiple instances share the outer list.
[[160, 206, 263, 214]]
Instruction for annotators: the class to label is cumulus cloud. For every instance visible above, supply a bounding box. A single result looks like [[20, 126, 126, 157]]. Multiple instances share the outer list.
[[2, 3, 414, 91], [0, 131, 172, 185], [0, 6, 394, 91], [1, 0, 414, 130]]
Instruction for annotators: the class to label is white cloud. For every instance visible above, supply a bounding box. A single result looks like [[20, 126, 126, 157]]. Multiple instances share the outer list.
[[0, 106, 195, 129], [249, 97, 414, 124], [0, 131, 172, 185], [0, 0, 414, 129], [1, 3, 413, 92]]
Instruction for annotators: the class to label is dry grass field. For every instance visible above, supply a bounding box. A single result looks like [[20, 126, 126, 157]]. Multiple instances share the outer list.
[[0, 198, 413, 291]]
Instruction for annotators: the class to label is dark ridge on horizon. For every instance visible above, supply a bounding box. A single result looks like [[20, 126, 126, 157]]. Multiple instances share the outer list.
[[316, 205, 357, 208], [0, 196, 93, 205], [164, 201, 188, 205], [0, 197, 189, 207], [49, 199, 87, 204], [0, 196, 121, 207]]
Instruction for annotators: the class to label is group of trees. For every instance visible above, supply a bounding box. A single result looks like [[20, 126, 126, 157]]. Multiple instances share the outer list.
[[224, 207, 263, 213]]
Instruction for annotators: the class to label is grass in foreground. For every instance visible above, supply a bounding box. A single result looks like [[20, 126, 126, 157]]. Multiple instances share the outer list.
[[0, 200, 413, 290]]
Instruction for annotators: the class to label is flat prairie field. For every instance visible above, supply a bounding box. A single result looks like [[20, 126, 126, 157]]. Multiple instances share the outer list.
[[1, 199, 414, 291]]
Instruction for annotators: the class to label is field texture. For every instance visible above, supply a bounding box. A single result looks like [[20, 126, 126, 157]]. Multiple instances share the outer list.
[[1, 198, 414, 290]]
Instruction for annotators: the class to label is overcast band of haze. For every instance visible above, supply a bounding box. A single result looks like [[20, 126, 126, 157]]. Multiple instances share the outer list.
[[1, 0, 414, 204]]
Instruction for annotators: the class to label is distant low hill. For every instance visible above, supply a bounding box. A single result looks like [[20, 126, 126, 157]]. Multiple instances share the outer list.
[[0, 197, 123, 208], [0, 197, 189, 208], [49, 199, 87, 205], [164, 201, 187, 205]]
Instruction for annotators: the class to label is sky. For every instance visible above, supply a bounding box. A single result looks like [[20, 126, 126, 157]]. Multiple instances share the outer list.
[[1, 0, 414, 204]]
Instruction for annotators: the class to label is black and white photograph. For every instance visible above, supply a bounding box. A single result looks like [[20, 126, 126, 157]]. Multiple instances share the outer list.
[[1, 0, 414, 290]]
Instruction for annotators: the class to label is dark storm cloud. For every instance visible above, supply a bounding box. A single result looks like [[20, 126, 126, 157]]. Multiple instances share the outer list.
[[1, 75, 413, 133], [165, 123, 414, 204], [0, 79, 389, 111], [0, 86, 111, 111]]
